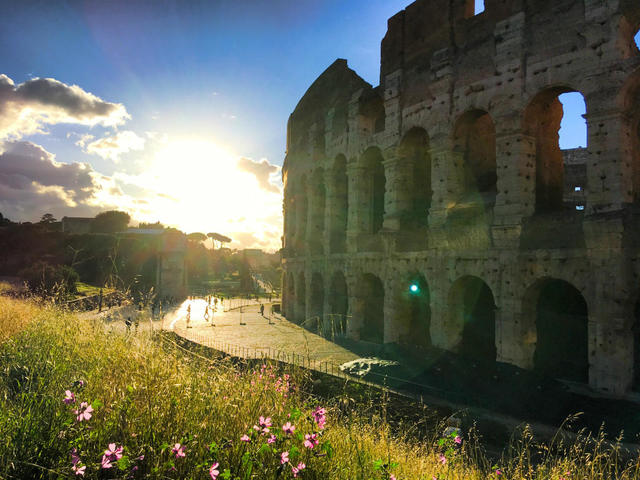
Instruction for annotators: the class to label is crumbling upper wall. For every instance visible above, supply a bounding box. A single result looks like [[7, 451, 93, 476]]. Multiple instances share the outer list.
[[286, 59, 370, 161]]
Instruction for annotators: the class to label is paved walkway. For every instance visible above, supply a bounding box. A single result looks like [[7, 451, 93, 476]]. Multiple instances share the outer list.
[[169, 297, 359, 367]]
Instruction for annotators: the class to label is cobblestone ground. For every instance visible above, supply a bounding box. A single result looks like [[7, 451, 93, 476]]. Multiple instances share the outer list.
[[170, 297, 359, 367]]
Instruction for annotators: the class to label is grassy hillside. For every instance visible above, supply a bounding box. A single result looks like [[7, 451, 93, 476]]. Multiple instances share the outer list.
[[0, 296, 638, 479]]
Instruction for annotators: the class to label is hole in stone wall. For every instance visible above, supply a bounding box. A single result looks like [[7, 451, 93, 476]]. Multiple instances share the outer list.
[[330, 155, 348, 253], [524, 88, 587, 213], [635, 30, 640, 50], [558, 93, 587, 150], [533, 279, 589, 383], [475, 0, 485, 15], [465, 0, 485, 17]]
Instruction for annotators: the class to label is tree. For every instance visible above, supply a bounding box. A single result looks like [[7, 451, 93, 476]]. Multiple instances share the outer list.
[[91, 211, 131, 234], [19, 262, 79, 296], [138, 221, 165, 230], [40, 213, 57, 224], [207, 232, 232, 249], [187, 232, 207, 243]]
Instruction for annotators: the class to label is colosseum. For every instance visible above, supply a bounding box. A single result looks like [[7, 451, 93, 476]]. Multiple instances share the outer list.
[[281, 0, 640, 396]]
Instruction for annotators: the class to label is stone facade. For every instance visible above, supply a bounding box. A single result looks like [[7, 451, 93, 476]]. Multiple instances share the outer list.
[[281, 0, 640, 395]]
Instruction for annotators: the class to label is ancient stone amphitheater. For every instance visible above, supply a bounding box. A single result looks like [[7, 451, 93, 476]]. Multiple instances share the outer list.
[[281, 0, 640, 395]]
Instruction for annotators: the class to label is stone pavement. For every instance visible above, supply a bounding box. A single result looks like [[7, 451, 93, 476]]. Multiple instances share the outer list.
[[169, 297, 359, 367]]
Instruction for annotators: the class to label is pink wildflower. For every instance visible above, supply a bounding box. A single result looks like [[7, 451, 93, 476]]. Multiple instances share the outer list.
[[303, 433, 318, 449], [267, 434, 277, 444], [104, 444, 124, 460], [291, 462, 306, 478], [312, 406, 326, 429], [70, 448, 80, 465], [101, 455, 113, 469], [209, 462, 220, 479], [74, 402, 93, 422], [72, 464, 86, 476], [438, 454, 447, 465], [280, 451, 289, 464], [495, 469, 502, 476], [454, 436, 461, 445], [240, 434, 251, 442], [282, 422, 295, 435], [63, 390, 75, 404], [390, 476, 396, 480], [171, 443, 186, 458]]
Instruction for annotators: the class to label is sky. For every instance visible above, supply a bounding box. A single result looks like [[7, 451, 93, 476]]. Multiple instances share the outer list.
[[0, 0, 637, 251]]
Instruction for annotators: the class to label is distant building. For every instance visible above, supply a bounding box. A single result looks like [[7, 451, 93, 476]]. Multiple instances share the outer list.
[[61, 217, 93, 234]]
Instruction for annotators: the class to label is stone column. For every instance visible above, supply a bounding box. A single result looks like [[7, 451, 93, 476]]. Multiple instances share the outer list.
[[346, 163, 367, 252], [428, 143, 462, 228], [583, 107, 634, 213], [429, 277, 461, 351], [295, 190, 308, 256], [382, 278, 411, 344], [323, 168, 336, 254], [382, 150, 413, 231], [306, 173, 325, 256], [345, 274, 362, 340], [491, 131, 536, 248]]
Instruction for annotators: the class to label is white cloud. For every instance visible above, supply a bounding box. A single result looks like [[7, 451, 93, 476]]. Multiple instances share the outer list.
[[237, 157, 282, 193], [0, 74, 129, 140], [83, 130, 146, 162]]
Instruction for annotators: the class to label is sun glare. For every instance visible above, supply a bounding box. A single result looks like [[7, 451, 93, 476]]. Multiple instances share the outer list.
[[128, 138, 282, 248]]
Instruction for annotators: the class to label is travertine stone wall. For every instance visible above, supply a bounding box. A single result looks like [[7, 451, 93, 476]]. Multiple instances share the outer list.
[[281, 0, 640, 396]]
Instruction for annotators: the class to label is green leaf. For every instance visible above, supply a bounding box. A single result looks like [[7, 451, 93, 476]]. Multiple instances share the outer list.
[[258, 444, 271, 455], [126, 385, 134, 394], [220, 469, 231, 480], [290, 407, 302, 421], [321, 440, 334, 459], [117, 455, 131, 471], [289, 445, 300, 459], [373, 459, 384, 471], [91, 399, 103, 410]]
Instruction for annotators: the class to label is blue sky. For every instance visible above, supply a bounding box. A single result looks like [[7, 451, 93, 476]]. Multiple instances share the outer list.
[[0, 0, 637, 249]]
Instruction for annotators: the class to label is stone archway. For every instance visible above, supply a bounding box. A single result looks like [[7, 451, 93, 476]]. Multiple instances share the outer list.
[[523, 87, 588, 213], [400, 273, 431, 347], [523, 278, 589, 382], [359, 147, 386, 234], [296, 272, 306, 323], [329, 155, 348, 253], [329, 271, 349, 335], [449, 276, 496, 361], [397, 127, 432, 228], [452, 110, 497, 207], [295, 175, 308, 254], [354, 273, 385, 343], [285, 271, 295, 319], [308, 169, 326, 255], [310, 272, 324, 320]]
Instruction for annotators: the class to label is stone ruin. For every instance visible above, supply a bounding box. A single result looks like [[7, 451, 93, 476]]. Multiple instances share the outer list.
[[281, 0, 640, 395]]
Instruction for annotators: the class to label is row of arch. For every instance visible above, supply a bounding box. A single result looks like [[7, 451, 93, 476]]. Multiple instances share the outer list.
[[286, 81, 640, 256], [285, 270, 597, 384]]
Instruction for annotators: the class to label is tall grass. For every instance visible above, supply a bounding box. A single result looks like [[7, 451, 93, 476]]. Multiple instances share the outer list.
[[0, 296, 639, 479]]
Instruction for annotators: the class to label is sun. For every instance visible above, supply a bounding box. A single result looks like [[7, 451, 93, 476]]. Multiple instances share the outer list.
[[129, 137, 282, 248]]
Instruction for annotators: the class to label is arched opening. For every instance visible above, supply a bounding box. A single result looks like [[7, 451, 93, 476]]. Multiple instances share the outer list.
[[295, 175, 308, 253], [310, 272, 324, 320], [285, 272, 295, 319], [528, 279, 589, 383], [329, 271, 349, 335], [309, 169, 325, 255], [449, 276, 496, 362], [524, 88, 588, 213], [355, 273, 385, 344], [398, 128, 432, 228], [452, 110, 497, 207], [296, 272, 306, 323], [635, 29, 640, 50], [401, 274, 431, 347], [330, 155, 348, 253], [464, 0, 485, 17], [360, 147, 386, 234]]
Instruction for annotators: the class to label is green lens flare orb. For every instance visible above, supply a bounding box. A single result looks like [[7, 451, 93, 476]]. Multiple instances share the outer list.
[[410, 284, 419, 293]]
